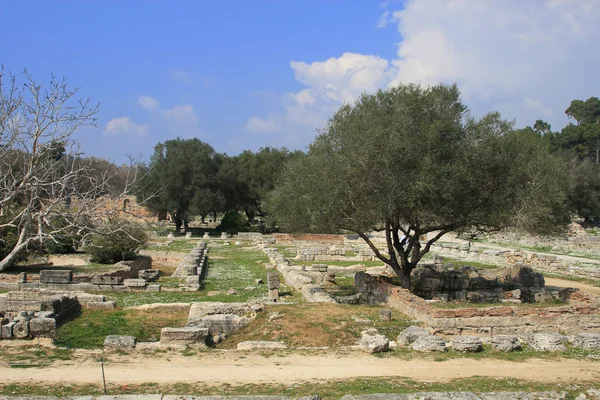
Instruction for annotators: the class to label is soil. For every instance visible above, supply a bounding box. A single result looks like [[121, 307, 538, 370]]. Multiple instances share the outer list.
[[1, 351, 600, 385]]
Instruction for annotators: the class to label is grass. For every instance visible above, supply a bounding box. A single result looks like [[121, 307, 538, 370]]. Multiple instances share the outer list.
[[218, 303, 413, 349], [323, 274, 356, 297], [1, 376, 598, 398], [103, 245, 274, 307], [0, 346, 73, 368], [54, 308, 188, 349], [145, 239, 200, 253]]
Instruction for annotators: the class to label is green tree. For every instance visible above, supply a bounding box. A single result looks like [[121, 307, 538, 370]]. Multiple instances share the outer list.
[[267, 84, 570, 289], [138, 138, 221, 234]]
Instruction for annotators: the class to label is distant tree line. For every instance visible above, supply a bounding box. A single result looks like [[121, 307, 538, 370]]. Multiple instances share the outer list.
[[135, 140, 304, 234], [516, 97, 600, 224]]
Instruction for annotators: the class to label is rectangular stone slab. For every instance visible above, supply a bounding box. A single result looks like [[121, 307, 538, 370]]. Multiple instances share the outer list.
[[160, 327, 208, 344], [39, 270, 72, 284]]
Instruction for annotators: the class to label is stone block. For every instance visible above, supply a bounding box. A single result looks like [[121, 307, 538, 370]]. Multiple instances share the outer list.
[[267, 271, 280, 290], [412, 335, 447, 352], [124, 279, 147, 288], [160, 327, 208, 345], [528, 333, 567, 352], [29, 317, 56, 338], [17, 272, 27, 283], [237, 341, 289, 350], [76, 293, 106, 303], [573, 333, 600, 350], [13, 319, 30, 339], [491, 335, 521, 352], [379, 309, 392, 321], [138, 269, 160, 282], [39, 270, 72, 284], [86, 301, 116, 310], [91, 275, 122, 285], [147, 284, 161, 292], [359, 333, 390, 353], [451, 336, 483, 352], [185, 275, 201, 284], [1, 321, 16, 338], [104, 335, 136, 350]]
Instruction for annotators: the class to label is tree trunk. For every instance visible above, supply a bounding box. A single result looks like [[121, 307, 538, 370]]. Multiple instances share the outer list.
[[173, 214, 182, 234], [0, 240, 30, 271], [201, 215, 206, 224], [183, 217, 190, 233]]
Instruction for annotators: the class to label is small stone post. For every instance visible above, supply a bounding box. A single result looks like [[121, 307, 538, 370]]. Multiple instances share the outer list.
[[267, 271, 280, 302]]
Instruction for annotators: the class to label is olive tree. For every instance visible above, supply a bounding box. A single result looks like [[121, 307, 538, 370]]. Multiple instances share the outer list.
[[0, 68, 140, 270], [267, 84, 570, 289]]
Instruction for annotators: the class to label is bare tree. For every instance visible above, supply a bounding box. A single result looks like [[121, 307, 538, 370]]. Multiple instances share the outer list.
[[0, 67, 140, 270]]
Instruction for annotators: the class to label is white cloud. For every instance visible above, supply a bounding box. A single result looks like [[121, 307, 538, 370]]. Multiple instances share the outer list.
[[138, 96, 160, 111], [246, 0, 600, 149], [376, 10, 391, 28], [169, 69, 193, 85], [161, 104, 199, 126], [103, 117, 147, 136], [245, 117, 277, 133]]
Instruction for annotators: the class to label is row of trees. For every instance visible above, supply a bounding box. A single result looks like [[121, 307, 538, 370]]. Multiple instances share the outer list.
[[516, 97, 600, 224], [136, 140, 303, 234]]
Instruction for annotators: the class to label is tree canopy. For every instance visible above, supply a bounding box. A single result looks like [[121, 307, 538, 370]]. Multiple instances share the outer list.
[[137, 138, 222, 233], [267, 83, 570, 288]]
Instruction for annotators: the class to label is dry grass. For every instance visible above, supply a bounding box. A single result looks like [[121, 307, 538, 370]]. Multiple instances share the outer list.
[[219, 303, 412, 349]]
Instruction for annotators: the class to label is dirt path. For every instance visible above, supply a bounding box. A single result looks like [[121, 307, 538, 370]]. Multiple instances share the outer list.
[[2, 352, 600, 385], [545, 277, 600, 295]]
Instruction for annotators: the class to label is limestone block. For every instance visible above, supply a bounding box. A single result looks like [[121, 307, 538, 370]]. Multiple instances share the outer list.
[[104, 335, 136, 350], [359, 333, 390, 353], [29, 317, 56, 338], [192, 314, 251, 336], [379, 309, 392, 321], [124, 279, 147, 288], [267, 271, 280, 290], [76, 293, 106, 303], [138, 269, 160, 282], [412, 335, 447, 352], [491, 335, 521, 352], [13, 319, 30, 339], [86, 301, 116, 310], [397, 326, 430, 346], [1, 321, 16, 338], [573, 333, 600, 350], [237, 341, 289, 350], [528, 333, 567, 352], [39, 270, 72, 284], [160, 327, 208, 345], [147, 284, 162, 292], [91, 275, 122, 285], [17, 272, 27, 283], [451, 336, 483, 352]]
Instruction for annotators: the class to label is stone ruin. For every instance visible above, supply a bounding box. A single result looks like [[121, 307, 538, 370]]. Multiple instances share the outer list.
[[171, 241, 208, 291], [410, 262, 569, 303], [0, 290, 113, 340], [0, 256, 159, 292]]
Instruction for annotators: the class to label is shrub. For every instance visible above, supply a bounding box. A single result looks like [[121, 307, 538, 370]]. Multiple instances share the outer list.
[[43, 216, 87, 254], [87, 220, 148, 264], [219, 211, 259, 234]]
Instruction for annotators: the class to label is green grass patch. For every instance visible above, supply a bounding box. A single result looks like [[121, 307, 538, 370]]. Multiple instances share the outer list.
[[145, 239, 200, 253], [0, 346, 73, 368], [323, 274, 356, 297], [2, 376, 597, 398], [55, 308, 188, 349]]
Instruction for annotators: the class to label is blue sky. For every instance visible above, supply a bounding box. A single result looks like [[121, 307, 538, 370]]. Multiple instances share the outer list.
[[1, 1, 599, 163]]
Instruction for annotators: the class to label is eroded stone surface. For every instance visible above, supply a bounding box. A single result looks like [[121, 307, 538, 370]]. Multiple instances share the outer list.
[[451, 336, 483, 353], [397, 326, 430, 346], [491, 335, 521, 352], [412, 335, 447, 352]]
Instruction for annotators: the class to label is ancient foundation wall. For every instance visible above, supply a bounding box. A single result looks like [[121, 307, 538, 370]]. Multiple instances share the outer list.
[[387, 286, 600, 336]]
